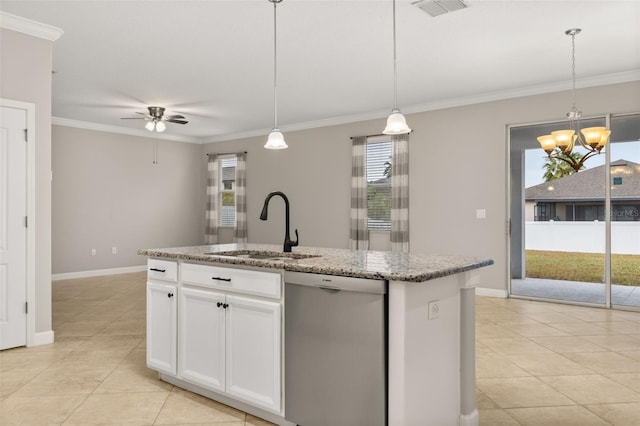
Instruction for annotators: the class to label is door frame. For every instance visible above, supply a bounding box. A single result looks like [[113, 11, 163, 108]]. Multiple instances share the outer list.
[[1, 98, 36, 346]]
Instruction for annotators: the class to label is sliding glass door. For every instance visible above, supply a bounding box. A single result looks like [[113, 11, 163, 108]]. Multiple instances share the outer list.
[[609, 114, 640, 308], [509, 113, 640, 309]]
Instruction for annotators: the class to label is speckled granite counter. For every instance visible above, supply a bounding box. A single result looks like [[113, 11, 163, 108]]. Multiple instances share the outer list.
[[138, 243, 493, 282]]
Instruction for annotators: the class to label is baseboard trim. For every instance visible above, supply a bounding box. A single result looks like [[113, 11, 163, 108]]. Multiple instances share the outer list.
[[30, 330, 54, 347], [476, 287, 508, 298], [52, 265, 147, 281]]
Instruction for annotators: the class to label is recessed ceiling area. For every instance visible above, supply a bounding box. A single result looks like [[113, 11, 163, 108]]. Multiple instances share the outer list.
[[1, 0, 638, 143]]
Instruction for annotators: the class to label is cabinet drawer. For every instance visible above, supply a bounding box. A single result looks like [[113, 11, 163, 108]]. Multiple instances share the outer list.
[[147, 259, 177, 282], [182, 263, 281, 299]]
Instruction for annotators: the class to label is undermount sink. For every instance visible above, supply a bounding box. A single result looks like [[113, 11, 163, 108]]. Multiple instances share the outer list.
[[205, 250, 320, 261]]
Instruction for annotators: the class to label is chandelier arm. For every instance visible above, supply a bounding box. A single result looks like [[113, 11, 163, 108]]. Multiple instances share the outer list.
[[552, 152, 581, 172]]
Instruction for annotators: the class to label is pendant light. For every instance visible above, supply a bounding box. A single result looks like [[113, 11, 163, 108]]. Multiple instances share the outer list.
[[383, 0, 411, 135], [537, 29, 610, 172], [265, 0, 288, 149]]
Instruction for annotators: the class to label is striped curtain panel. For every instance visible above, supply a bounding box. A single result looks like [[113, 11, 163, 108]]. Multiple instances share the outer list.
[[205, 154, 219, 244], [350, 136, 369, 250], [233, 153, 248, 243], [391, 134, 409, 252]]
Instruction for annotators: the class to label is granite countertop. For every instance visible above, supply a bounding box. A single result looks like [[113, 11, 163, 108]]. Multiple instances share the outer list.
[[138, 243, 494, 283]]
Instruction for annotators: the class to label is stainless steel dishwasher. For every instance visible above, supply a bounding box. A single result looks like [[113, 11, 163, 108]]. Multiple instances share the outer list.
[[284, 271, 387, 426]]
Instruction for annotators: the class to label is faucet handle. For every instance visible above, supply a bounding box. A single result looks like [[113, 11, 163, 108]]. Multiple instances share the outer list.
[[292, 229, 299, 247]]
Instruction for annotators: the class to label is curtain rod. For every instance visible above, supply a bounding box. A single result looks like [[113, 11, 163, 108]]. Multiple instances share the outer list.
[[350, 130, 413, 140], [205, 151, 247, 156]]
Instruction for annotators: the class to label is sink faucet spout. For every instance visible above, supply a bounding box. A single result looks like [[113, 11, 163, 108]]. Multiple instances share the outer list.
[[260, 191, 299, 253]]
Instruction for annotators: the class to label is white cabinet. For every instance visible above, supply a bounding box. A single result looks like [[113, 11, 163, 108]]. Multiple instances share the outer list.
[[146, 281, 177, 375], [178, 286, 281, 413], [179, 287, 226, 392], [225, 295, 281, 412]]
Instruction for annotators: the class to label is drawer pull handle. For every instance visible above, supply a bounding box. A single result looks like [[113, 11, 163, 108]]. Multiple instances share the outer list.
[[211, 276, 231, 282], [150, 268, 166, 273]]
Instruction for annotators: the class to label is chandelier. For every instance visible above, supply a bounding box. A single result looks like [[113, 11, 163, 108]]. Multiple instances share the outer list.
[[537, 28, 610, 172]]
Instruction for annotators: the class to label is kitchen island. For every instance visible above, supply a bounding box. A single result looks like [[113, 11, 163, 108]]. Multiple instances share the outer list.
[[139, 243, 494, 426]]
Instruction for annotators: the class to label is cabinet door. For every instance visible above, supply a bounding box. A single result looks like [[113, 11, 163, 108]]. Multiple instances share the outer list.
[[179, 287, 226, 392], [147, 281, 177, 375], [225, 296, 281, 413]]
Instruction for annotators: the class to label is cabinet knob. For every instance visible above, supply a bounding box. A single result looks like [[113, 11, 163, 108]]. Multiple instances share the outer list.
[[167, 292, 174, 298], [223, 303, 229, 309], [217, 302, 223, 308]]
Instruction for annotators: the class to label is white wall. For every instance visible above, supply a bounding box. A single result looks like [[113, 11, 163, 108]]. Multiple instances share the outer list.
[[526, 221, 640, 254], [0, 28, 54, 333], [203, 81, 640, 293], [52, 125, 205, 274]]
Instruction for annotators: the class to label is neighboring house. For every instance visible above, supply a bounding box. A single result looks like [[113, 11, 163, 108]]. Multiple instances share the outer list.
[[525, 159, 640, 221]]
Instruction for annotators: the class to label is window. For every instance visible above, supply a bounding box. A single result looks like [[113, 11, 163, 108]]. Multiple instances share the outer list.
[[366, 140, 392, 230], [219, 156, 237, 227]]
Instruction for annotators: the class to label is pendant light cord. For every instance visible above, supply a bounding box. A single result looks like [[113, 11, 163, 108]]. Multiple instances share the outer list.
[[392, 0, 398, 110], [273, 0, 278, 129]]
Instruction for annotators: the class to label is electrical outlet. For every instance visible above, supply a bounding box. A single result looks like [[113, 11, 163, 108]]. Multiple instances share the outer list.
[[428, 301, 440, 320], [476, 209, 486, 219], [112, 247, 118, 255], [91, 248, 96, 256]]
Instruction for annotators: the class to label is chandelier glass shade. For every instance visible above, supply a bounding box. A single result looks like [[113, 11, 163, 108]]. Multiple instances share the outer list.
[[264, 0, 288, 149], [537, 28, 610, 172], [382, 0, 411, 135]]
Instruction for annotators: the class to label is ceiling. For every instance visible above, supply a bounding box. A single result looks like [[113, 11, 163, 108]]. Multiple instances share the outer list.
[[1, 0, 639, 143]]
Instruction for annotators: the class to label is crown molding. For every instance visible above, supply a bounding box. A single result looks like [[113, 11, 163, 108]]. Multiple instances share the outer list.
[[0, 12, 63, 41], [203, 70, 640, 144], [52, 117, 204, 144]]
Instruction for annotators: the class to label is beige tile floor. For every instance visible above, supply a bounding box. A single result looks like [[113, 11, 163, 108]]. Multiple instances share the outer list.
[[1, 272, 639, 425]]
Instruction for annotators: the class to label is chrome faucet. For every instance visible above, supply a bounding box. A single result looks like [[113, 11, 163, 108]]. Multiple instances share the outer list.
[[260, 191, 299, 253]]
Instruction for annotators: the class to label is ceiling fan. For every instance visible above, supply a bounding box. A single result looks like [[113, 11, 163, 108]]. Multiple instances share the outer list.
[[121, 106, 188, 132]]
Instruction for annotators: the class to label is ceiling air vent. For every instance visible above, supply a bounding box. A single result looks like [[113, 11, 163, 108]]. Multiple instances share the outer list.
[[412, 0, 467, 17]]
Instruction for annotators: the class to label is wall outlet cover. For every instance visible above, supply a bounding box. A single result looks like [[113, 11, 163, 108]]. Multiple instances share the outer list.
[[428, 301, 440, 320]]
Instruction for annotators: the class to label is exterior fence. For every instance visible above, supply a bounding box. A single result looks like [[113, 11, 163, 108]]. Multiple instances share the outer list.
[[526, 221, 640, 255]]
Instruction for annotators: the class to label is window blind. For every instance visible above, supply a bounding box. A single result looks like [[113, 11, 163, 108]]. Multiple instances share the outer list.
[[366, 140, 392, 230]]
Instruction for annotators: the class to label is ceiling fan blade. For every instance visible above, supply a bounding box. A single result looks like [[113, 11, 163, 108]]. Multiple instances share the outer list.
[[167, 119, 189, 125], [120, 117, 145, 120], [164, 114, 185, 120]]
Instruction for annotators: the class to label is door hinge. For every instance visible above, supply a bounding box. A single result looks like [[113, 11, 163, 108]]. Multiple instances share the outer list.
[[25, 302, 28, 314], [24, 129, 28, 142], [25, 216, 28, 228]]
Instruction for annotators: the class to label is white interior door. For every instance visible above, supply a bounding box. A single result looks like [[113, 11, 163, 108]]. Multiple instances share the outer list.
[[0, 106, 27, 350]]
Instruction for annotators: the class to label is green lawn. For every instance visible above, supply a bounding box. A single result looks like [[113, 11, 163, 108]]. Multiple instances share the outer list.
[[526, 250, 640, 286]]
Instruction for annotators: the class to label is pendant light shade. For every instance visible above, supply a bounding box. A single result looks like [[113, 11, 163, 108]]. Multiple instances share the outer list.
[[382, 0, 411, 136], [155, 121, 166, 133], [266, 128, 287, 149], [383, 108, 411, 135], [145, 121, 155, 131], [264, 0, 288, 150]]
